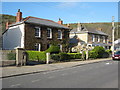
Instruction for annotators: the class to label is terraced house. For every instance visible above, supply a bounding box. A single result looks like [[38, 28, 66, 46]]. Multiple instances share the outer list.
[[3, 9, 70, 51], [70, 23, 111, 52]]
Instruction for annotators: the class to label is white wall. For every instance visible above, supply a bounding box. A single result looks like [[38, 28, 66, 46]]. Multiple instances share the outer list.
[[3, 24, 25, 50]]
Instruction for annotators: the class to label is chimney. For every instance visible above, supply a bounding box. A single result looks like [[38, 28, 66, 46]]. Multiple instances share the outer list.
[[16, 9, 22, 22], [77, 22, 81, 31], [6, 22, 9, 29], [58, 18, 63, 24], [67, 23, 70, 28]]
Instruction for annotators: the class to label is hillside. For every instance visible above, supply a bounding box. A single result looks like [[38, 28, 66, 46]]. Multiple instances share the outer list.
[[1, 14, 119, 41], [65, 22, 119, 41], [0, 14, 16, 33]]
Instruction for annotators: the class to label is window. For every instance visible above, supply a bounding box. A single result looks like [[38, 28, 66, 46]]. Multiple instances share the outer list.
[[35, 43, 41, 51], [47, 28, 52, 38], [58, 44, 62, 51], [97, 36, 100, 42], [103, 36, 105, 43], [47, 44, 51, 49], [92, 35, 95, 42], [58, 30, 62, 39], [35, 27, 41, 37]]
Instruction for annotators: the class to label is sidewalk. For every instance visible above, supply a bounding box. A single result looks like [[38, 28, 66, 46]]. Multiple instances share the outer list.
[[1, 58, 112, 78]]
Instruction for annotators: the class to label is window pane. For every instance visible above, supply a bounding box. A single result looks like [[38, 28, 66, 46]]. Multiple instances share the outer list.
[[35, 27, 40, 37], [47, 29, 50, 37], [58, 30, 62, 39], [35, 43, 40, 51], [47, 28, 52, 38]]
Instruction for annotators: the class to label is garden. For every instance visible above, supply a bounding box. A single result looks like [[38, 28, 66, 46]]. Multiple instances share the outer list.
[[26, 45, 112, 64]]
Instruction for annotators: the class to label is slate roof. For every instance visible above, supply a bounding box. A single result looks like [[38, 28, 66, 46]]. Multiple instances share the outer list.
[[70, 24, 108, 36], [9, 16, 69, 29]]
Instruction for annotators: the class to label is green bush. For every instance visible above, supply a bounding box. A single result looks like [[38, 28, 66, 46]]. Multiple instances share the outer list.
[[59, 53, 70, 61], [26, 51, 46, 61], [51, 54, 60, 61], [106, 49, 112, 54], [92, 46, 106, 58], [67, 53, 82, 59], [102, 51, 110, 58], [51, 53, 82, 61], [45, 45, 60, 54], [88, 51, 98, 59], [7, 53, 16, 60]]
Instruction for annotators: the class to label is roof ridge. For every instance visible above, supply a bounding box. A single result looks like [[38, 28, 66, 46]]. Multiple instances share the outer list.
[[25, 16, 69, 28]]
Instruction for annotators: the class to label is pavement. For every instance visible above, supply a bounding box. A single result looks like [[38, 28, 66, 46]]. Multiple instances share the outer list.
[[1, 58, 112, 78]]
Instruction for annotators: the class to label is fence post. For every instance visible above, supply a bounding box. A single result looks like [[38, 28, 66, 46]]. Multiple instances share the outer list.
[[16, 48, 20, 66], [46, 53, 50, 64]]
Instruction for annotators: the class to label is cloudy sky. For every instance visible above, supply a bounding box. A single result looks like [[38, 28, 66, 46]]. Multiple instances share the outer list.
[[2, 2, 118, 23]]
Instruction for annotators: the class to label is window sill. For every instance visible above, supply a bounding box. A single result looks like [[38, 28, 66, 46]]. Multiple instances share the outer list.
[[58, 38, 62, 40], [35, 36, 41, 38]]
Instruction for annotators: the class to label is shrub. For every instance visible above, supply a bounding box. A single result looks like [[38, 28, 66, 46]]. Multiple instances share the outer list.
[[59, 53, 70, 61], [92, 46, 106, 58], [102, 51, 110, 58], [7, 52, 16, 60], [106, 49, 112, 54], [67, 53, 82, 59], [51, 53, 82, 61], [26, 51, 46, 61], [88, 51, 98, 59], [45, 45, 60, 54], [51, 54, 60, 61]]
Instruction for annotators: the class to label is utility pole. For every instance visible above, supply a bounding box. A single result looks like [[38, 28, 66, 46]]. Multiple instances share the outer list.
[[112, 16, 115, 55]]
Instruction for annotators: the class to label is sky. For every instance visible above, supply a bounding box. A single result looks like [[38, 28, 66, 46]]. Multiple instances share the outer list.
[[2, 2, 118, 24]]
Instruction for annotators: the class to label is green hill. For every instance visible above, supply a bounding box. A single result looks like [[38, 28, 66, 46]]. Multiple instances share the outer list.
[[0, 14, 16, 33], [1, 14, 119, 41], [65, 22, 119, 41]]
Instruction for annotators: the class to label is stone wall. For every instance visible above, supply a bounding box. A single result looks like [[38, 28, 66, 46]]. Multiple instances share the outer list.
[[1, 50, 16, 66], [24, 23, 69, 51], [2, 50, 16, 60]]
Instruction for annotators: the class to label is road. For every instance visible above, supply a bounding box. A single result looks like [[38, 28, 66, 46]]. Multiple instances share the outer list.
[[2, 60, 118, 88]]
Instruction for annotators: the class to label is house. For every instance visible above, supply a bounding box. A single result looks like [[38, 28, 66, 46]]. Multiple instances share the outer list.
[[2, 9, 70, 52], [69, 22, 111, 52]]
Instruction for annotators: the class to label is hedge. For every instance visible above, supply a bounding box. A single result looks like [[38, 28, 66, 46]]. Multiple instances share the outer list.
[[88, 46, 110, 59], [45, 45, 60, 54], [88, 51, 98, 59], [26, 51, 46, 61], [51, 53, 82, 61], [67, 53, 82, 59]]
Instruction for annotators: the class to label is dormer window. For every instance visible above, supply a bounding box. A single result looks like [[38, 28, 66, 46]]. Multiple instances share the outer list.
[[47, 28, 52, 38], [58, 30, 62, 39], [35, 27, 41, 38]]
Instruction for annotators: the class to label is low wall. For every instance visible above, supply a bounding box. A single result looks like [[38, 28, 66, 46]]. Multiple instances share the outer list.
[[0, 60, 16, 67], [2, 50, 16, 60]]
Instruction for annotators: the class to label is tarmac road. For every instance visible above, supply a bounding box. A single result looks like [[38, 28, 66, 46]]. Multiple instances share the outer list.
[[2, 60, 118, 88]]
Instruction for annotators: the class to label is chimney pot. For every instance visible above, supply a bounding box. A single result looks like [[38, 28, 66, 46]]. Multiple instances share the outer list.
[[6, 22, 9, 29], [16, 9, 22, 22], [58, 18, 63, 24]]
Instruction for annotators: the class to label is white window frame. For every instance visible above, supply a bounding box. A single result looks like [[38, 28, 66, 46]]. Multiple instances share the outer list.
[[35, 43, 41, 51], [103, 36, 105, 43], [35, 27, 41, 38], [58, 30, 62, 39], [92, 35, 95, 42], [58, 44, 62, 51], [47, 28, 52, 39], [98, 36, 100, 42]]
